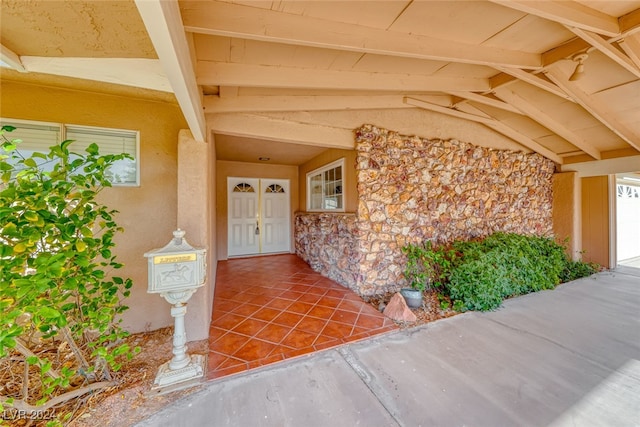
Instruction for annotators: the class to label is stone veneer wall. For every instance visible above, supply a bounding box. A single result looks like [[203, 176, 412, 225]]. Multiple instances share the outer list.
[[294, 124, 556, 295], [294, 213, 360, 290], [354, 124, 555, 294]]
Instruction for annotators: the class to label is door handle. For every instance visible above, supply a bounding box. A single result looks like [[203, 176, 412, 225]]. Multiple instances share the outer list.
[[255, 221, 260, 235]]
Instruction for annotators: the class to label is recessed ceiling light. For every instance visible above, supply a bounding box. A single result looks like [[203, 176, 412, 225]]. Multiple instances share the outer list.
[[258, 157, 270, 161]]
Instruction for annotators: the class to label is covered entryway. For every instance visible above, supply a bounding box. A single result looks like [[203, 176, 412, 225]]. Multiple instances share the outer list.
[[227, 177, 291, 257], [207, 255, 397, 380]]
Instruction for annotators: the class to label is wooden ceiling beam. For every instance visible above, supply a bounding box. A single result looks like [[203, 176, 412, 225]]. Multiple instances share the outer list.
[[542, 38, 591, 66], [618, 34, 640, 70], [181, 0, 541, 69], [567, 27, 640, 78], [493, 67, 573, 101], [619, 8, 640, 38], [490, 0, 620, 37], [209, 113, 354, 149], [204, 95, 413, 113], [563, 147, 639, 165], [135, 0, 206, 141], [404, 97, 493, 124], [561, 153, 640, 177], [219, 86, 239, 98], [19, 57, 172, 92], [447, 91, 522, 114], [494, 87, 601, 160], [545, 67, 640, 152], [0, 43, 26, 72], [197, 61, 490, 92], [404, 97, 563, 164]]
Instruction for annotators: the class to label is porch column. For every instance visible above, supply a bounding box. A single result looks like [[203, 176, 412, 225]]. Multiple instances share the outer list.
[[581, 175, 612, 268], [177, 129, 215, 341], [552, 172, 582, 260]]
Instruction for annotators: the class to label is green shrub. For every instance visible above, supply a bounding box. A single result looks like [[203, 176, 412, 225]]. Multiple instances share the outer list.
[[447, 233, 566, 311], [561, 258, 599, 282], [402, 241, 455, 291], [0, 126, 137, 422], [410, 233, 600, 312]]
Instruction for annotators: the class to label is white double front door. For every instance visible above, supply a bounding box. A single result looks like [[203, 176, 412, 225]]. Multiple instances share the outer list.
[[227, 177, 291, 257]]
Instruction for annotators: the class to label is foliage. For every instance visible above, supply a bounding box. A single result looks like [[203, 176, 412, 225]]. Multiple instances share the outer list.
[[446, 233, 566, 311], [560, 258, 599, 282], [405, 233, 600, 312], [0, 125, 137, 422], [402, 241, 455, 291]]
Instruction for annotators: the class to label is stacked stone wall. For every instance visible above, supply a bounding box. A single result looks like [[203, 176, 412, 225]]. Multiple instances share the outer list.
[[354, 124, 555, 294], [294, 213, 361, 290], [293, 124, 555, 295]]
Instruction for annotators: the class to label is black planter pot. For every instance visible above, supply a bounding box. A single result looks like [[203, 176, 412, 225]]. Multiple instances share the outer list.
[[400, 288, 423, 309]]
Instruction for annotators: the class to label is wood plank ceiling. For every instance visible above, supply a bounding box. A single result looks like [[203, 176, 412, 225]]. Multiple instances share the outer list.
[[1, 0, 639, 173]]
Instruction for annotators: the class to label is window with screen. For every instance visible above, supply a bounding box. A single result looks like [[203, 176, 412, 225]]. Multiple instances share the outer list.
[[1, 118, 139, 186], [306, 158, 344, 212]]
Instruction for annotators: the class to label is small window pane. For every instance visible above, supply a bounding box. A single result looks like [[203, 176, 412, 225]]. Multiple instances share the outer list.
[[233, 183, 255, 192], [0, 120, 61, 150], [266, 184, 285, 193], [306, 159, 344, 212], [66, 125, 138, 185], [1, 119, 139, 186]]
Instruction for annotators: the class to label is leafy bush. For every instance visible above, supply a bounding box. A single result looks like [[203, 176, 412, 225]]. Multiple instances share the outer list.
[[406, 233, 600, 312], [402, 241, 455, 291], [560, 258, 599, 282], [0, 126, 136, 422], [447, 233, 568, 311]]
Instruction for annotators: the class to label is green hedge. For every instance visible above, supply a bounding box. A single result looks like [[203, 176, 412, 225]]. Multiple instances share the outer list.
[[405, 233, 599, 312]]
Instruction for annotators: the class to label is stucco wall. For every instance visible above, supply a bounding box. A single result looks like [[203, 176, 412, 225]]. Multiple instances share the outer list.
[[216, 160, 299, 260], [581, 176, 612, 268], [354, 125, 555, 294], [1, 80, 187, 333], [177, 130, 216, 341], [553, 172, 582, 260]]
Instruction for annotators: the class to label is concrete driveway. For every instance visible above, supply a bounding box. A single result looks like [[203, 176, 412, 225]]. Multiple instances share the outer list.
[[137, 270, 640, 427]]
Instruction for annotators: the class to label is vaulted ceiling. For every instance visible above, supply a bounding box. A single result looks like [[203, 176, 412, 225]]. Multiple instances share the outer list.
[[1, 0, 639, 174]]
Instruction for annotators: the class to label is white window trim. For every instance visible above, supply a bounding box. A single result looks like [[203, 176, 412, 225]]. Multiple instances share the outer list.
[[1, 117, 140, 186], [306, 158, 345, 213]]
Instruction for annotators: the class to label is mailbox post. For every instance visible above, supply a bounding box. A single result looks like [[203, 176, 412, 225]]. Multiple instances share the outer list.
[[144, 229, 206, 388]]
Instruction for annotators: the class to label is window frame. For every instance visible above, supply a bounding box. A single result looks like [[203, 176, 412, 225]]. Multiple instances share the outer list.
[[306, 158, 345, 213], [1, 117, 140, 186]]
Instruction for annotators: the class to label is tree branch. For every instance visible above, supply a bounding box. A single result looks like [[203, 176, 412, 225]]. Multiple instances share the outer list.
[[0, 381, 115, 412], [15, 339, 60, 380]]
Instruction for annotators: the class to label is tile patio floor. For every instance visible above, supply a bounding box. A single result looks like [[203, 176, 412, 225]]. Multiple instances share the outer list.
[[207, 254, 397, 380]]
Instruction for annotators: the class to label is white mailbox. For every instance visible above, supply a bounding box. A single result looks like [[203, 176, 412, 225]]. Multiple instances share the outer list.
[[145, 229, 206, 294], [144, 229, 207, 389]]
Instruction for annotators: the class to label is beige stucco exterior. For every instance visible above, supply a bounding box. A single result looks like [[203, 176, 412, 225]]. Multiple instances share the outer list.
[[215, 160, 299, 260], [177, 130, 216, 341], [552, 172, 583, 261], [581, 176, 613, 268], [1, 79, 188, 335]]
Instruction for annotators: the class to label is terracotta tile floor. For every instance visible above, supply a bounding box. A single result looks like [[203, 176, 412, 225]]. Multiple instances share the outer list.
[[208, 254, 397, 380]]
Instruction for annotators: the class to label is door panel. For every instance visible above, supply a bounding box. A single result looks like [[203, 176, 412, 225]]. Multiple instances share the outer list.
[[227, 178, 290, 257], [262, 179, 290, 254], [227, 178, 260, 256]]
